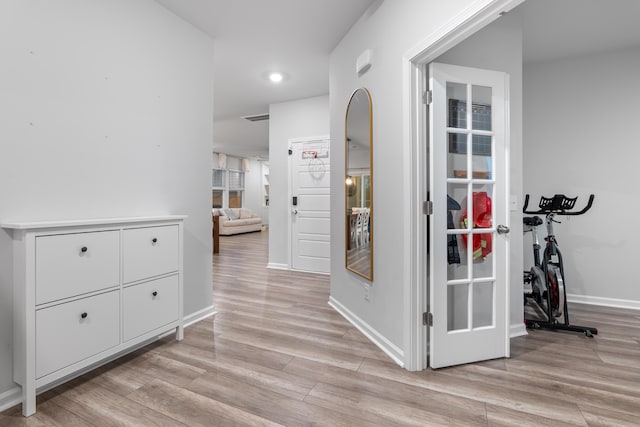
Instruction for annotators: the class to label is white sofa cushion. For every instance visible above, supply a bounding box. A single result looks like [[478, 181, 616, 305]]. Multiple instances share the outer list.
[[239, 209, 255, 219], [222, 208, 239, 220]]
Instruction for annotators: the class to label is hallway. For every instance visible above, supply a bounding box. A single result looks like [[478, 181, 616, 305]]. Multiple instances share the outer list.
[[2, 230, 639, 425]]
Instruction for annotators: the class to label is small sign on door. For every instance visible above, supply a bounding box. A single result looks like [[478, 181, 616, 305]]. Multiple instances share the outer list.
[[302, 149, 329, 159], [302, 150, 317, 159]]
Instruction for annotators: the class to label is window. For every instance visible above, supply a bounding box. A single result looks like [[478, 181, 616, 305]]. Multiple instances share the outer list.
[[228, 170, 244, 208], [212, 169, 225, 188], [228, 190, 242, 208], [346, 174, 370, 209], [212, 169, 225, 209], [211, 190, 223, 209], [228, 170, 244, 189], [211, 166, 246, 209]]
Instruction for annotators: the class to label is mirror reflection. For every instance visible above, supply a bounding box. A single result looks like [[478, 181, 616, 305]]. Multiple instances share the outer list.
[[345, 88, 373, 280]]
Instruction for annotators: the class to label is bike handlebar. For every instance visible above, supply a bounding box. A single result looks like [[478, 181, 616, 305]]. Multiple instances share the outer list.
[[523, 194, 594, 216]]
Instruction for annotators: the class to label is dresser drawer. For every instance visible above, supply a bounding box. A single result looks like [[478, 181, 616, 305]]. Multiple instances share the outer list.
[[35, 231, 120, 305], [36, 290, 120, 379], [122, 225, 179, 283], [123, 275, 179, 342]]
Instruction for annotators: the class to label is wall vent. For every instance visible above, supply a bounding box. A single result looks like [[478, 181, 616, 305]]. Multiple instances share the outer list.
[[242, 113, 270, 122]]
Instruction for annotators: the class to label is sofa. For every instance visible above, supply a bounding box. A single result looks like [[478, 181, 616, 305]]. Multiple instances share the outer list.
[[213, 208, 263, 235]]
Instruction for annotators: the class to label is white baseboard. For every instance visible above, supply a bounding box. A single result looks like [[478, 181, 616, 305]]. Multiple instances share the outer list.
[[510, 322, 528, 338], [183, 305, 217, 328], [0, 305, 217, 414], [328, 296, 405, 367], [268, 262, 330, 276], [567, 294, 640, 310], [292, 268, 330, 276], [0, 386, 22, 414], [267, 262, 289, 271]]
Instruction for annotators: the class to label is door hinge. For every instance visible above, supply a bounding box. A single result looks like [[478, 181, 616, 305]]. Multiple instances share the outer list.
[[423, 312, 433, 326], [423, 90, 432, 105], [423, 201, 433, 215]]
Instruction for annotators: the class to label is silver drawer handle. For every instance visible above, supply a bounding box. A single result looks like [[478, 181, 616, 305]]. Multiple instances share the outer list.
[[80, 246, 88, 254], [80, 312, 88, 319], [152, 291, 158, 297], [152, 238, 158, 245]]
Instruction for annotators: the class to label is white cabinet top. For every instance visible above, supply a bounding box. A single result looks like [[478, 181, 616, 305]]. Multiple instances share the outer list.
[[0, 215, 187, 230]]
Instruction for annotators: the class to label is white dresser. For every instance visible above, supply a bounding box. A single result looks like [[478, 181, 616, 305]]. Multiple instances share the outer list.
[[1, 216, 185, 416]]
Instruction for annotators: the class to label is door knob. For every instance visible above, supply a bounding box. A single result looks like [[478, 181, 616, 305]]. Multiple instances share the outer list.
[[497, 225, 510, 234], [292, 209, 298, 215]]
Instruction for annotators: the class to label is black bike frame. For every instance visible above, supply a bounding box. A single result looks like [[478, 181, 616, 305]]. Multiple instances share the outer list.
[[523, 194, 597, 336]]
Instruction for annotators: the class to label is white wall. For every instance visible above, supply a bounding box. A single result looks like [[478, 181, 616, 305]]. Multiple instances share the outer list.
[[212, 152, 242, 172], [261, 163, 270, 225], [268, 96, 329, 268], [435, 11, 524, 334], [329, 0, 522, 364], [0, 0, 214, 397], [523, 46, 640, 306]]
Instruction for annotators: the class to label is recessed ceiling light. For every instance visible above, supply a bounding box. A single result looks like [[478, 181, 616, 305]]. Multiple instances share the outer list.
[[269, 72, 283, 83]]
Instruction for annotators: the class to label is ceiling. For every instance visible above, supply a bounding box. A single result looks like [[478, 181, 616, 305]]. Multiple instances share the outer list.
[[155, 0, 375, 160], [154, 0, 640, 161], [520, 0, 640, 64]]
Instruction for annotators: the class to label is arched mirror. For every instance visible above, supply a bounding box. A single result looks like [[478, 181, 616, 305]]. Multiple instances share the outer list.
[[345, 88, 373, 280]]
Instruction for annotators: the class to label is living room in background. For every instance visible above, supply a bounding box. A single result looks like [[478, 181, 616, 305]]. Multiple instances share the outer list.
[[228, 170, 245, 208], [212, 168, 225, 209], [211, 153, 248, 210]]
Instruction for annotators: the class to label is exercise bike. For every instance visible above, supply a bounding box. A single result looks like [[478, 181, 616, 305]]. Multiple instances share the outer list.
[[522, 194, 597, 337]]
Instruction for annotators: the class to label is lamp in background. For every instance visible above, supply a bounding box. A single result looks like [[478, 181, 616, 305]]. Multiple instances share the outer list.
[[218, 153, 227, 169]]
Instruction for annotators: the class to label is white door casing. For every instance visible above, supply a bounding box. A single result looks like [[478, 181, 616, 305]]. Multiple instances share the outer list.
[[290, 138, 331, 273], [429, 62, 510, 368]]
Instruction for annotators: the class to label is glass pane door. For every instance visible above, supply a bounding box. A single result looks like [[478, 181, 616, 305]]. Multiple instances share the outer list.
[[429, 62, 509, 369], [446, 82, 495, 332]]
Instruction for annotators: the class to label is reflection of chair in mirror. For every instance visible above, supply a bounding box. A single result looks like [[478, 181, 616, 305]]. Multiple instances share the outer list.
[[360, 208, 370, 246], [350, 207, 370, 248], [354, 208, 363, 248], [350, 208, 368, 249], [350, 210, 360, 248], [355, 209, 364, 247]]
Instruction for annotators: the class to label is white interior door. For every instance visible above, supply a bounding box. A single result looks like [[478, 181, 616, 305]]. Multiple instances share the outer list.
[[429, 62, 510, 368], [291, 139, 331, 273]]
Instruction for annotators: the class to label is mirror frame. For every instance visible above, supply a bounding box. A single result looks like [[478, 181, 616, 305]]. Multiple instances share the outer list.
[[345, 87, 373, 281]]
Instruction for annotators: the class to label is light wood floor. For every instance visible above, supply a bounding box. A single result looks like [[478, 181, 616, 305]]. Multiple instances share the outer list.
[[2, 230, 640, 426]]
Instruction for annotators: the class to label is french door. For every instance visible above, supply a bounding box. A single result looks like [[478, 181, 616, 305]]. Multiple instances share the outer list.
[[429, 62, 510, 368]]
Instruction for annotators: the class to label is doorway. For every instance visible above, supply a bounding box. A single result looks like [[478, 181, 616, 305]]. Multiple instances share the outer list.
[[289, 137, 331, 274], [428, 62, 510, 368], [404, 0, 524, 371]]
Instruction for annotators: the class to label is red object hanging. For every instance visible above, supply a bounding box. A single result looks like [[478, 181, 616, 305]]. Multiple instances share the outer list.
[[460, 192, 493, 260]]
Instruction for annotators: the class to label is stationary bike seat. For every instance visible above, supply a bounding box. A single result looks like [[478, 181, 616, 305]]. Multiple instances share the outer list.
[[523, 216, 543, 227]]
